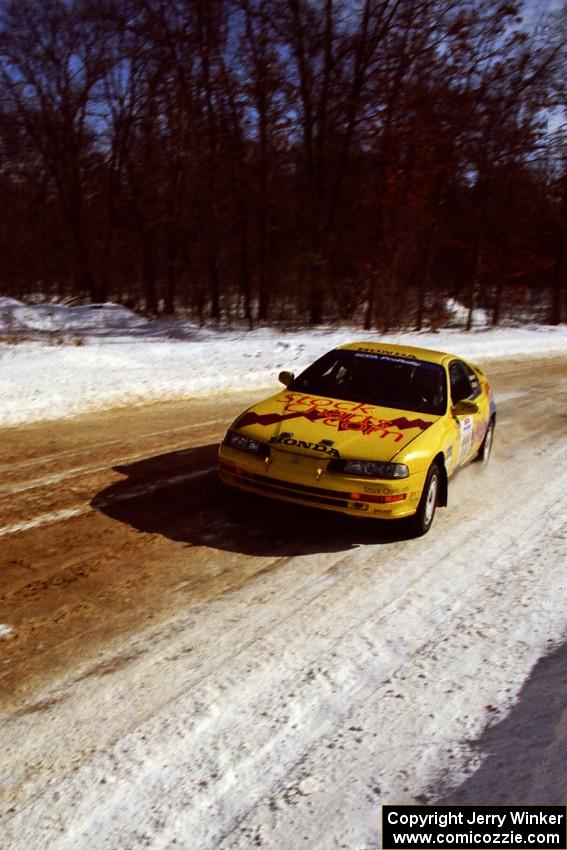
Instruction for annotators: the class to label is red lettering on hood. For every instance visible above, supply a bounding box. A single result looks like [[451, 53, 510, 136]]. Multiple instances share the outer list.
[[236, 408, 433, 436], [388, 416, 433, 432]]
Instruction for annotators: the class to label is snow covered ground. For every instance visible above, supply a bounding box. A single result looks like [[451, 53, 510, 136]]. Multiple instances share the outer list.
[[1, 370, 566, 848], [1, 297, 567, 428], [0, 297, 566, 849]]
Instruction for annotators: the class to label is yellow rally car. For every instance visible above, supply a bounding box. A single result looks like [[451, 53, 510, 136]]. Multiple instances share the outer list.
[[218, 342, 496, 535]]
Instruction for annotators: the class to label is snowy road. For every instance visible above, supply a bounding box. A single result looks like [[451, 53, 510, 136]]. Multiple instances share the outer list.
[[0, 355, 566, 849]]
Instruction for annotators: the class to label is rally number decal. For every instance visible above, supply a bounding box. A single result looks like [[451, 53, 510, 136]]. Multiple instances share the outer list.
[[458, 416, 474, 465]]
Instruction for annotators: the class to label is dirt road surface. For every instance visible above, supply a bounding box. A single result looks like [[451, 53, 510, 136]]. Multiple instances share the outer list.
[[1, 356, 566, 849]]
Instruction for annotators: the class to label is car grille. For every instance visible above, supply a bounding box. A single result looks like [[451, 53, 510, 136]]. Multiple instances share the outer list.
[[219, 461, 351, 508]]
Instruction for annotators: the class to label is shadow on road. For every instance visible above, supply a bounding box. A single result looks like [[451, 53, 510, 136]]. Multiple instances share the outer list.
[[433, 639, 567, 805], [91, 443, 414, 556]]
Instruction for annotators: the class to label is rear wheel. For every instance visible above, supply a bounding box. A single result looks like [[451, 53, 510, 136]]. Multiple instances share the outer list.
[[410, 462, 440, 537], [477, 417, 495, 466]]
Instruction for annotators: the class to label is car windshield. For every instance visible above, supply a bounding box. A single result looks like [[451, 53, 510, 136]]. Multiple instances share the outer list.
[[289, 349, 447, 415]]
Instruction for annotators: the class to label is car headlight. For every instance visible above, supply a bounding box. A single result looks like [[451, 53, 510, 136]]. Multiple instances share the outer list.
[[328, 459, 409, 479], [223, 429, 269, 457]]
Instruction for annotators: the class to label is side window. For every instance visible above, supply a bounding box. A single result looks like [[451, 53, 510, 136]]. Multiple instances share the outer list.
[[462, 363, 481, 399], [449, 361, 473, 403]]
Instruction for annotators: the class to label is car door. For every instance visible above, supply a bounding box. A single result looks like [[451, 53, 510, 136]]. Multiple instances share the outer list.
[[449, 360, 483, 468]]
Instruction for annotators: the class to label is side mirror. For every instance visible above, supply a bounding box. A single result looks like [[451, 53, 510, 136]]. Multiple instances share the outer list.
[[452, 399, 479, 416], [278, 370, 294, 387]]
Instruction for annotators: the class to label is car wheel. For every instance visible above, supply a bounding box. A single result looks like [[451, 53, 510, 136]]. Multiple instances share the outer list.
[[410, 462, 440, 536], [477, 417, 495, 466]]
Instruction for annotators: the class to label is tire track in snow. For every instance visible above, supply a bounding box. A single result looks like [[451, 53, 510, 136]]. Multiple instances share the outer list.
[[0, 431, 223, 498], [0, 418, 226, 478], [1, 357, 566, 848], [0, 466, 216, 539], [2, 452, 565, 850]]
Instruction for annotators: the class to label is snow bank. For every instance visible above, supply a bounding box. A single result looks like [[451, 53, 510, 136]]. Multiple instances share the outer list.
[[0, 298, 148, 335], [1, 298, 566, 427]]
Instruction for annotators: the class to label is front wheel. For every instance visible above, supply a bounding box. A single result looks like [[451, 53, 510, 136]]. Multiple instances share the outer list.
[[409, 462, 440, 537]]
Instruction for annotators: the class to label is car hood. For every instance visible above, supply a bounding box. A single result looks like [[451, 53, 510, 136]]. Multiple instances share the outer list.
[[233, 391, 438, 462]]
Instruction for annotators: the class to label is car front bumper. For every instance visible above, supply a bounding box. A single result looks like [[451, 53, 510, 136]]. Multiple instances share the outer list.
[[218, 445, 423, 520]]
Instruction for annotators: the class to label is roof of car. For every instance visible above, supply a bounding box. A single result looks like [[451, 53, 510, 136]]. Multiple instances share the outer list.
[[338, 341, 452, 365]]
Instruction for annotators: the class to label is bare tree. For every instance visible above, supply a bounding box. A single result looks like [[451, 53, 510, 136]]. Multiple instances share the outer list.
[[0, 0, 111, 300]]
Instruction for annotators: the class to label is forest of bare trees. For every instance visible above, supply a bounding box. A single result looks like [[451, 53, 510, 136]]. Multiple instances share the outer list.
[[0, 0, 566, 328]]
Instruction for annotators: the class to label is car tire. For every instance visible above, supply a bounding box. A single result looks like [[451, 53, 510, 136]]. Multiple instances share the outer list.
[[476, 417, 495, 466], [410, 462, 440, 536]]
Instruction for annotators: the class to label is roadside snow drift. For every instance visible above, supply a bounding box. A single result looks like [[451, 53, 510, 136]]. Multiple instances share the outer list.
[[1, 297, 567, 427]]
